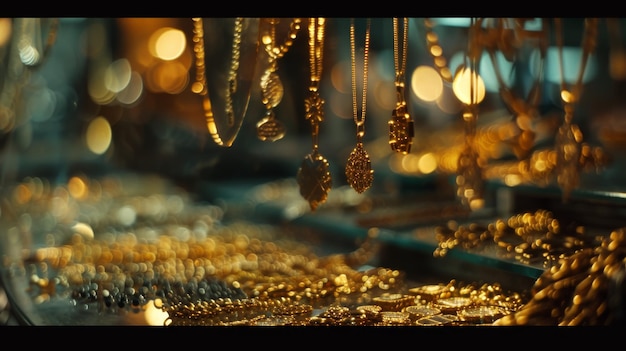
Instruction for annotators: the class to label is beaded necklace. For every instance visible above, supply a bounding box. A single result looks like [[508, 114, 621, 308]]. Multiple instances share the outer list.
[[191, 18, 257, 147], [256, 18, 302, 142]]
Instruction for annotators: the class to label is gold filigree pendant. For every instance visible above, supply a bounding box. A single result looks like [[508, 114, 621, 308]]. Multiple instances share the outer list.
[[256, 110, 286, 142], [297, 151, 332, 211], [345, 142, 374, 194]]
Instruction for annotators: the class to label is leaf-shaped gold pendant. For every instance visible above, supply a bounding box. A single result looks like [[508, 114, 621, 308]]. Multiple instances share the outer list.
[[297, 151, 332, 211], [260, 70, 284, 108], [345, 143, 374, 194], [388, 103, 414, 154], [256, 110, 286, 141]]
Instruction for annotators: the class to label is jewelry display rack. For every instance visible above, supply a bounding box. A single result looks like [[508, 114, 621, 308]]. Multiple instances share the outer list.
[[1, 17, 625, 327]]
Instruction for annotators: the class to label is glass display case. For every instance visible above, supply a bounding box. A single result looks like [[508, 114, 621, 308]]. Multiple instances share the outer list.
[[0, 17, 625, 328]]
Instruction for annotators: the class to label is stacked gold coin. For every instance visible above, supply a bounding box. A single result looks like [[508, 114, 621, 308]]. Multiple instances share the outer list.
[[405, 280, 526, 325]]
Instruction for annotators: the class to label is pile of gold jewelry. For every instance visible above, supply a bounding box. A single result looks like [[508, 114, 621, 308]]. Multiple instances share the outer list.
[[494, 227, 626, 325], [166, 279, 527, 326], [434, 209, 626, 325], [434, 209, 600, 266], [2, 175, 532, 326]]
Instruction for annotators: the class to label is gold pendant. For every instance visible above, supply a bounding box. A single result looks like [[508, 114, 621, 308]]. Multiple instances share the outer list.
[[257, 69, 286, 141], [256, 110, 286, 142], [304, 90, 324, 125], [389, 87, 414, 154], [555, 122, 582, 202], [297, 150, 332, 211], [346, 142, 374, 194]]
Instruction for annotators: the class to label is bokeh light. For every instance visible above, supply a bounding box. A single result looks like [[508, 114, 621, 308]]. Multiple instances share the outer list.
[[452, 67, 485, 105], [85, 116, 112, 155]]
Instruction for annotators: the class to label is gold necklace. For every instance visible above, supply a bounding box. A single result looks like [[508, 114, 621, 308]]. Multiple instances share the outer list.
[[423, 17, 483, 206], [388, 17, 414, 154], [553, 18, 598, 203], [257, 18, 302, 142], [296, 17, 332, 211], [192, 17, 256, 147], [424, 18, 453, 84], [455, 17, 484, 211], [345, 18, 374, 194], [484, 18, 548, 160]]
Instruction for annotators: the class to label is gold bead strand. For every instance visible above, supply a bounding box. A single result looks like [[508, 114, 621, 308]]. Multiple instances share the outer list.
[[192, 18, 252, 147], [424, 18, 454, 83], [296, 17, 332, 211], [225, 17, 244, 128], [388, 17, 415, 154], [257, 18, 302, 142], [345, 18, 374, 194]]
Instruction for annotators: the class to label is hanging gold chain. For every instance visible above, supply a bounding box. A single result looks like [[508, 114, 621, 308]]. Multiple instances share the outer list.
[[345, 18, 374, 194], [308, 17, 325, 92], [350, 18, 370, 135], [257, 18, 302, 142], [297, 17, 332, 211], [393, 17, 408, 80], [192, 18, 247, 147], [484, 18, 548, 160], [389, 17, 414, 154], [555, 18, 597, 121], [553, 18, 598, 203], [455, 17, 485, 211], [227, 17, 243, 127], [305, 17, 326, 150]]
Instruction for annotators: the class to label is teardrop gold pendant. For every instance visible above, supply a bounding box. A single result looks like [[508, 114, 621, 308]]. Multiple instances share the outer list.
[[297, 150, 332, 211], [345, 142, 373, 194]]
